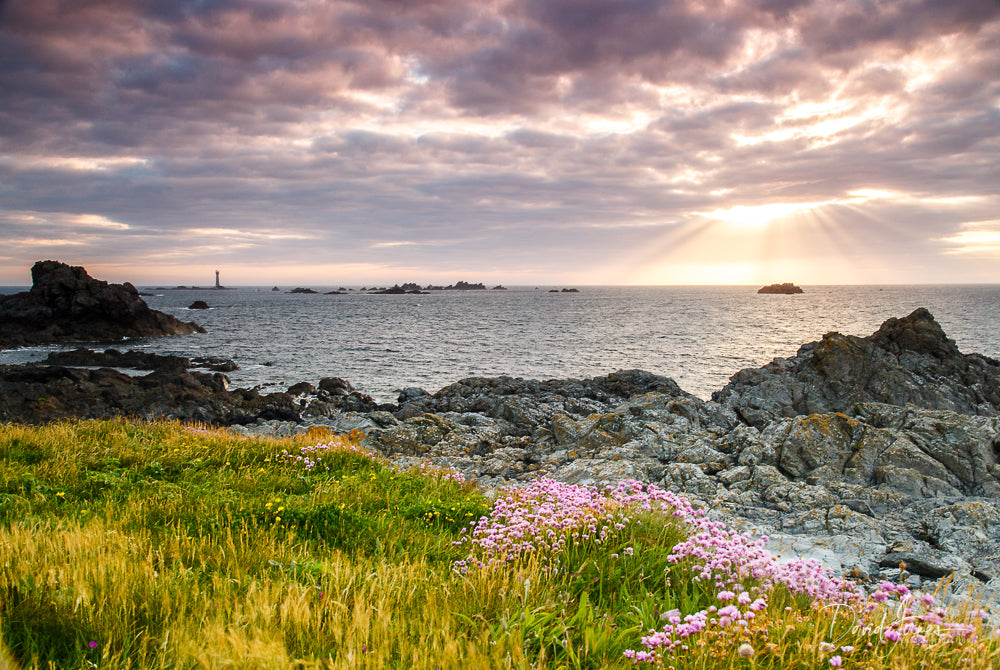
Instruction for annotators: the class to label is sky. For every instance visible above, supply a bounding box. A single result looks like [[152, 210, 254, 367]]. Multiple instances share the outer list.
[[1, 0, 998, 287]]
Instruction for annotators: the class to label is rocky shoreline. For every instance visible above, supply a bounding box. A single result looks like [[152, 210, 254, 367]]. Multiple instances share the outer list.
[[1, 306, 999, 609]]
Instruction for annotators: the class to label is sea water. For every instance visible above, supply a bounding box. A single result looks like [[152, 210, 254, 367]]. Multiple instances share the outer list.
[[2, 285, 998, 403]]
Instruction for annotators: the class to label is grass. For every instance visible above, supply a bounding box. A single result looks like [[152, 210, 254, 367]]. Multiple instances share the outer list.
[[0, 419, 997, 669]]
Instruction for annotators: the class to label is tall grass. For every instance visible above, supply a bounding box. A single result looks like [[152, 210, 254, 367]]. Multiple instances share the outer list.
[[1, 419, 997, 669]]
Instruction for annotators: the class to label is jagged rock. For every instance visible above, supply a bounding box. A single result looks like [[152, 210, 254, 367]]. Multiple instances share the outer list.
[[0, 261, 205, 348], [714, 308, 1000, 426]]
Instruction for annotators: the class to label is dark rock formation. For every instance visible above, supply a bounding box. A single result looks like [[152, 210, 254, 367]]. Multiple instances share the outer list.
[[369, 285, 428, 294], [287, 381, 317, 396], [43, 348, 238, 372], [712, 308, 1000, 427], [189, 300, 209, 309], [0, 261, 205, 349], [758, 282, 803, 294], [288, 287, 318, 294], [0, 364, 298, 425]]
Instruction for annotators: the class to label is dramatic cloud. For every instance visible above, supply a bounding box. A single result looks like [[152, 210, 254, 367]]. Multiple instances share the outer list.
[[1, 0, 998, 285]]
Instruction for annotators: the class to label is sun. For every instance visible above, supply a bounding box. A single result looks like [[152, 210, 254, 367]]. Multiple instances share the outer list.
[[697, 201, 827, 228]]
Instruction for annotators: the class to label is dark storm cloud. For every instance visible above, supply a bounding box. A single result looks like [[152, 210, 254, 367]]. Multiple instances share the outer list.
[[0, 0, 998, 283]]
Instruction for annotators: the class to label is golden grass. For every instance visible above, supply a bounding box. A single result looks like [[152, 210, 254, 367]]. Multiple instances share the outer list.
[[1, 419, 997, 669]]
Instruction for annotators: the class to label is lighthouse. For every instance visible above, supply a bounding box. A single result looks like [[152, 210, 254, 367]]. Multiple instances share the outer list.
[[215, 270, 220, 289]]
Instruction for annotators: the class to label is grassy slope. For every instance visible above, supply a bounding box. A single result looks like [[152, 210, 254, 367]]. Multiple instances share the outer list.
[[0, 419, 997, 669]]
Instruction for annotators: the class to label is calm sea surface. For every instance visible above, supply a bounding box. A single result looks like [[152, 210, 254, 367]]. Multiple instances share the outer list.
[[2, 285, 998, 403]]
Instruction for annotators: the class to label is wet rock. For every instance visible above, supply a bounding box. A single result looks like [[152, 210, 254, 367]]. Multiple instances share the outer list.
[[287, 381, 317, 396], [319, 377, 353, 396], [397, 387, 429, 403]]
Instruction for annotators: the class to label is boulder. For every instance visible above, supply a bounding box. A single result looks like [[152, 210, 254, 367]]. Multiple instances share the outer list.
[[0, 261, 205, 349], [188, 300, 209, 309]]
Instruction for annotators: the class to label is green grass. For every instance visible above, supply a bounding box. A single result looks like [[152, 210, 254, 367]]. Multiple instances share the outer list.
[[0, 419, 997, 669]]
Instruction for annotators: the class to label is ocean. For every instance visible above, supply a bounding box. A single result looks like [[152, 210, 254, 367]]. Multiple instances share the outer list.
[[2, 285, 999, 403]]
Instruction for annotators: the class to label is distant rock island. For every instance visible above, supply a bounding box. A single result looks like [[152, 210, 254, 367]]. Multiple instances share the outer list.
[[0, 260, 205, 349], [364, 281, 500, 294], [153, 270, 234, 291], [757, 282, 803, 294]]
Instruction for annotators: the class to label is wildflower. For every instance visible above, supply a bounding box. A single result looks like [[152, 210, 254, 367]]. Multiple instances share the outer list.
[[884, 629, 902, 643], [829, 655, 842, 667], [737, 643, 754, 658], [89, 641, 98, 649], [819, 642, 836, 653]]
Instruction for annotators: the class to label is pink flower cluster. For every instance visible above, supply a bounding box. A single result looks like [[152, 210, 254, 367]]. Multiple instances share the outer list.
[[280, 439, 370, 471], [453, 479, 697, 572], [858, 582, 988, 645], [624, 594, 770, 662], [665, 518, 860, 603]]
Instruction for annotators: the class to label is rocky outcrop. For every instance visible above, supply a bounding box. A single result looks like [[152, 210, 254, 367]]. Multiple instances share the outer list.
[[713, 308, 1000, 427], [0, 363, 298, 425], [758, 282, 803, 294], [0, 261, 204, 349], [43, 348, 238, 372]]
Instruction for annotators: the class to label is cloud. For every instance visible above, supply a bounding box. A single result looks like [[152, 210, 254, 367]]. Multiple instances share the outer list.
[[0, 0, 997, 283]]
